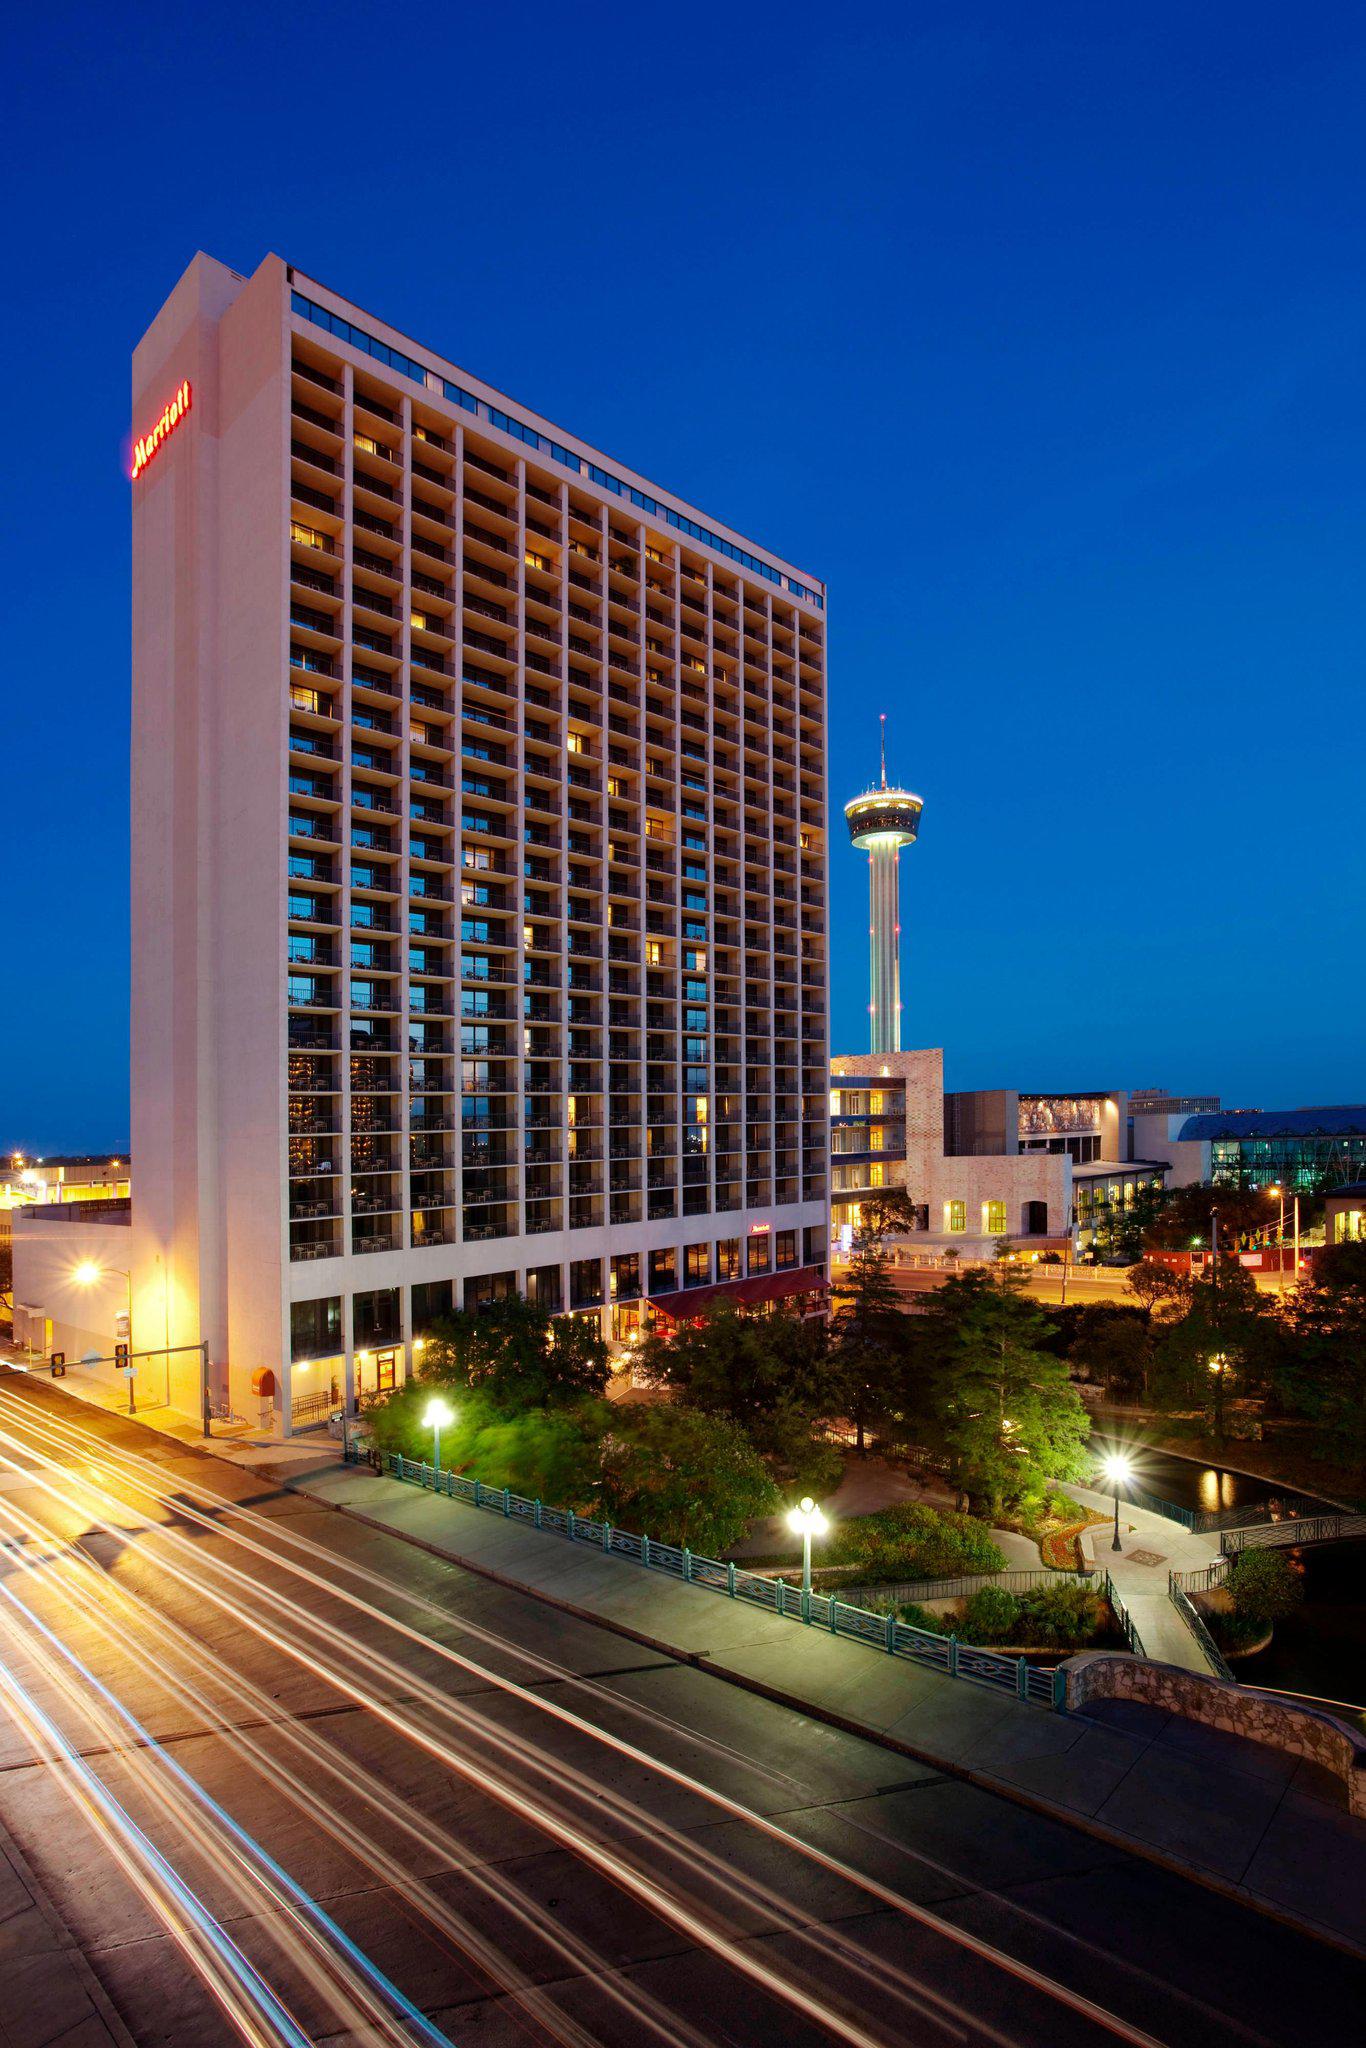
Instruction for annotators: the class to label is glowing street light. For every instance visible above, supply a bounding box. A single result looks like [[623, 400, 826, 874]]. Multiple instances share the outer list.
[[1100, 1453, 1132, 1554], [423, 1396, 455, 1482], [73, 1259, 134, 1410], [786, 1495, 828, 1611]]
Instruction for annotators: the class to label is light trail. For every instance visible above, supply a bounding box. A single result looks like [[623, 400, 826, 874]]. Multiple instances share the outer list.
[[0, 1504, 718, 2048], [0, 1574, 458, 2048], [0, 1647, 313, 2048], [0, 1390, 1193, 2048]]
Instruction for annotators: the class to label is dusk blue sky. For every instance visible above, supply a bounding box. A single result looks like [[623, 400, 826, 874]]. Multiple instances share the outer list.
[[6, 3, 1365, 1152]]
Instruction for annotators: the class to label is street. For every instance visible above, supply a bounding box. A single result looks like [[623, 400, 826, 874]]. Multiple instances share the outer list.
[[0, 1371, 1360, 2048]]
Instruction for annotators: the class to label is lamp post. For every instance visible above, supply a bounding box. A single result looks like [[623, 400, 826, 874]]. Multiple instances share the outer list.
[[73, 1260, 133, 1410], [423, 1396, 454, 1484], [1100, 1454, 1131, 1553], [1268, 1183, 1286, 1296], [1208, 1351, 1228, 1441], [786, 1495, 828, 1617]]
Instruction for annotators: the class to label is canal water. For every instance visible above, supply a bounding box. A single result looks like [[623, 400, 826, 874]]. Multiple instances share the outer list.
[[1233, 1537, 1366, 1719], [1122, 1448, 1337, 1518]]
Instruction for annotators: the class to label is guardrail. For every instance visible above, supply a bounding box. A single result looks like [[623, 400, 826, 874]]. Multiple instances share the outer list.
[[1118, 1480, 1329, 1537], [1103, 1570, 1146, 1657], [1167, 1572, 1234, 1679], [839, 1568, 1096, 1608], [1221, 1512, 1366, 1555], [1170, 1559, 1229, 1596], [348, 1442, 1069, 1710]]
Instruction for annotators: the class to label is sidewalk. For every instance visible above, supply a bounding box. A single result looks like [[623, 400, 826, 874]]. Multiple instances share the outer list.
[[286, 1459, 1366, 1957], [1060, 1479, 1225, 1672]]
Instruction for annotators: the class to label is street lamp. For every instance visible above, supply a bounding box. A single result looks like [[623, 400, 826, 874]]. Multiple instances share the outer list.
[[423, 1396, 455, 1482], [1100, 1454, 1131, 1553], [1208, 1351, 1229, 1439], [786, 1495, 828, 1611], [73, 1260, 134, 1411]]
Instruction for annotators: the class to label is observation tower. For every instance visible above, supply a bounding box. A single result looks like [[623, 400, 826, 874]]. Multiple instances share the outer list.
[[844, 717, 923, 1054]]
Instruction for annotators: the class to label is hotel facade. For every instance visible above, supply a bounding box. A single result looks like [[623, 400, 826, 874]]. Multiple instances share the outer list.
[[126, 253, 829, 1429]]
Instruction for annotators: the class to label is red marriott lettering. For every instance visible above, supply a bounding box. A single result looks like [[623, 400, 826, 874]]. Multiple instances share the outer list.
[[132, 380, 192, 479]]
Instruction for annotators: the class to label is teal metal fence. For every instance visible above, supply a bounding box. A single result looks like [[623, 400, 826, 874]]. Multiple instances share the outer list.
[[1167, 1572, 1234, 1680], [1118, 1480, 1327, 1538], [1102, 1570, 1147, 1657], [1221, 1512, 1366, 1555], [840, 1567, 1096, 1608], [348, 1442, 1071, 1711]]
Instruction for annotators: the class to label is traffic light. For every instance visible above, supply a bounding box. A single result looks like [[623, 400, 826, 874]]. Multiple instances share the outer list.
[[50, 1352, 66, 1378]]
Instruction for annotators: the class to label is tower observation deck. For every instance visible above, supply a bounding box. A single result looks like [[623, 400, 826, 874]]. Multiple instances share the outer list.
[[844, 717, 922, 1054]]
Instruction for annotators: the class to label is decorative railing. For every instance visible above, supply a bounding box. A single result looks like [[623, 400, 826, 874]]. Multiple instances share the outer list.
[[1167, 1572, 1233, 1680], [1118, 1480, 1328, 1537], [1103, 1571, 1146, 1657], [1221, 1513, 1366, 1555], [345, 1442, 1068, 1711], [838, 1568, 1095, 1608]]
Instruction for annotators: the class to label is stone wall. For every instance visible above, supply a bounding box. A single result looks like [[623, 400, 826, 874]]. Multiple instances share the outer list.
[[1062, 1652, 1366, 1817]]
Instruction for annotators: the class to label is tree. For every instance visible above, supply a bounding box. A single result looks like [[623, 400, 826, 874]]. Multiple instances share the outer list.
[[1142, 1183, 1273, 1254], [857, 1186, 920, 1245], [1068, 1306, 1153, 1403], [829, 1220, 911, 1451], [1127, 1261, 1191, 1318], [634, 1304, 838, 1436], [1089, 1182, 1167, 1266], [419, 1296, 610, 1411], [918, 1268, 1091, 1515], [1281, 1240, 1366, 1478], [1148, 1263, 1281, 1435], [599, 1407, 779, 1553]]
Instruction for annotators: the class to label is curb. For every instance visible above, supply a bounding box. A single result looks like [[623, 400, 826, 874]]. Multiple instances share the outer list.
[[292, 1471, 1366, 1965]]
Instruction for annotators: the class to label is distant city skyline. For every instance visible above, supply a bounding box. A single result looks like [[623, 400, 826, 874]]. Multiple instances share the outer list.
[[6, 6, 1365, 1151]]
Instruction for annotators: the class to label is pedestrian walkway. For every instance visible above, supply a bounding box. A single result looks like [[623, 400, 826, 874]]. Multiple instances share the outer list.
[[1060, 1478, 1227, 1672], [285, 1458, 1366, 1957]]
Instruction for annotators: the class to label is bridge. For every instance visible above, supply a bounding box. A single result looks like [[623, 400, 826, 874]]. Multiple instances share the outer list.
[[1221, 1511, 1366, 1555]]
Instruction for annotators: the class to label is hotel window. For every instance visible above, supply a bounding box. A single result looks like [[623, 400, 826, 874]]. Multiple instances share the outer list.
[[290, 1296, 340, 1362], [982, 1201, 1007, 1236], [717, 1237, 741, 1280], [525, 1266, 562, 1312], [868, 1162, 884, 1188], [570, 1259, 603, 1309], [748, 1232, 771, 1276], [944, 1200, 966, 1234], [684, 1242, 711, 1287], [649, 1247, 677, 1294], [775, 1229, 797, 1270], [610, 1252, 641, 1300]]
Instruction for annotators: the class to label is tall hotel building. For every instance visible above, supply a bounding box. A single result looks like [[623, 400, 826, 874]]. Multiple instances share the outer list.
[[131, 254, 829, 1429]]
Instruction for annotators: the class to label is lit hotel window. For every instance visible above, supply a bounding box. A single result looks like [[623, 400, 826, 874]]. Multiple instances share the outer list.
[[944, 1200, 966, 1233]]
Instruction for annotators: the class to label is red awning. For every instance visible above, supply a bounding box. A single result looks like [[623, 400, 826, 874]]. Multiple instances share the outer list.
[[647, 1264, 828, 1321]]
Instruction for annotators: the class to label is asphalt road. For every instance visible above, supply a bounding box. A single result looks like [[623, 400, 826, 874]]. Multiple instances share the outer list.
[[0, 1372, 1359, 2048]]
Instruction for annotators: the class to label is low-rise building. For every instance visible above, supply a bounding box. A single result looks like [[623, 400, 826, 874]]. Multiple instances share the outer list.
[[1131, 1106, 1366, 1192], [831, 1056, 1168, 1261]]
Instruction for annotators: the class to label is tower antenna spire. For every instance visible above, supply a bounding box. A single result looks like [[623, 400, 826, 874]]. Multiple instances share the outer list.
[[879, 712, 887, 791]]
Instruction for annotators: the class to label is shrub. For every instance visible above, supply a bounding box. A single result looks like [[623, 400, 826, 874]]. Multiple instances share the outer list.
[[827, 1502, 1005, 1581], [893, 1601, 942, 1633], [1016, 1582, 1100, 1649], [957, 1586, 1021, 1644], [1226, 1549, 1303, 1627]]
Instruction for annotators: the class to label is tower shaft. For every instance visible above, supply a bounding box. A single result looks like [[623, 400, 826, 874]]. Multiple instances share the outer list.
[[867, 842, 902, 1053]]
